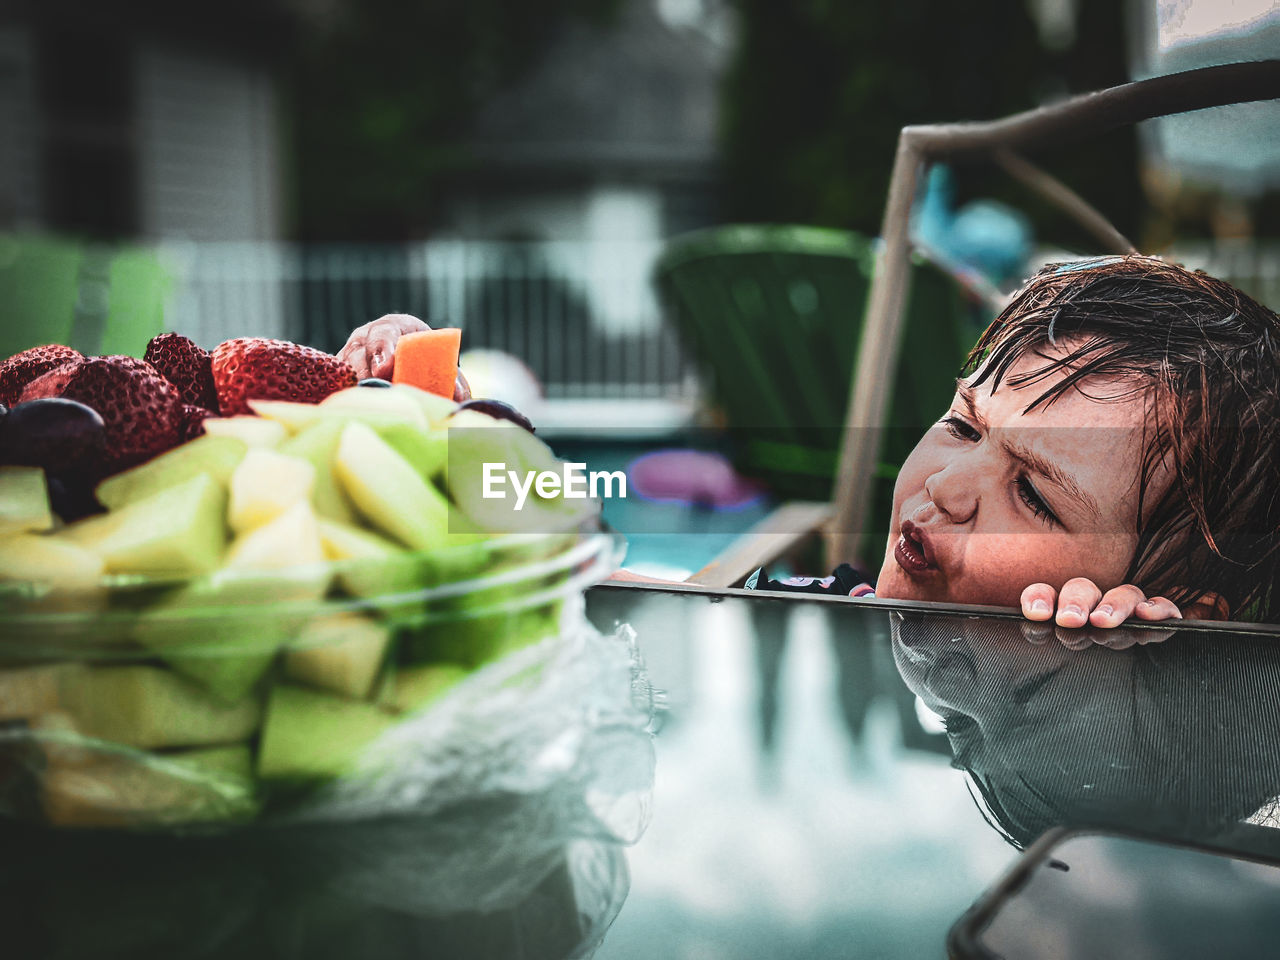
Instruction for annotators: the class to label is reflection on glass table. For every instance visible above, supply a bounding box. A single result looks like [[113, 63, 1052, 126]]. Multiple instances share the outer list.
[[585, 585, 1280, 960]]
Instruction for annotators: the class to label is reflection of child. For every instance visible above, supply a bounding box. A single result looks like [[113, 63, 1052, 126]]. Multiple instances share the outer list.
[[344, 256, 1280, 626], [892, 611, 1280, 847]]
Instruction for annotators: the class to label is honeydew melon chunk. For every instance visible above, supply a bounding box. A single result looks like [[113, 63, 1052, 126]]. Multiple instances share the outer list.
[[133, 503, 331, 702], [202, 415, 286, 448], [334, 421, 451, 551], [54, 473, 227, 577], [0, 534, 105, 591], [94, 435, 247, 510], [318, 518, 421, 599], [284, 611, 392, 699], [225, 500, 326, 569], [377, 422, 449, 481], [257, 684, 396, 781], [133, 566, 330, 703], [0, 466, 52, 535], [383, 662, 468, 714], [319, 386, 427, 427], [55, 665, 263, 749], [278, 419, 360, 525], [227, 449, 316, 534], [445, 420, 597, 534], [246, 399, 331, 433], [0, 663, 70, 719], [389, 383, 458, 426], [37, 732, 258, 827], [402, 603, 561, 667]]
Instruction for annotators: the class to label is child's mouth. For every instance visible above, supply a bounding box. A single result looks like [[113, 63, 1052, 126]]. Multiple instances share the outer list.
[[895, 522, 938, 575]]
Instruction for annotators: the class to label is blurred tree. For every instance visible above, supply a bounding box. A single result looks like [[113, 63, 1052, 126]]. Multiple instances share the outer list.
[[719, 0, 1142, 248], [287, 0, 621, 241]]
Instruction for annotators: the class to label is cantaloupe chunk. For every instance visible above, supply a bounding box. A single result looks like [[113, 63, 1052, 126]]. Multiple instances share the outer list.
[[391, 328, 461, 398]]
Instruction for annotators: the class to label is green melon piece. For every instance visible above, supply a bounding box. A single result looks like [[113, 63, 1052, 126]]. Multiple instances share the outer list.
[[318, 518, 428, 599], [55, 473, 227, 576], [377, 422, 448, 481], [0, 533, 105, 591], [334, 421, 451, 550], [278, 420, 360, 525], [257, 684, 397, 781], [202, 416, 285, 448], [246, 399, 330, 433], [56, 665, 263, 749], [389, 383, 457, 426], [39, 741, 258, 827], [227, 449, 316, 534], [0, 466, 52, 535], [401, 602, 561, 668], [284, 612, 392, 699], [383, 662, 468, 714], [132, 566, 331, 703], [133, 503, 331, 703], [0, 663, 70, 720], [165, 743, 255, 782], [319, 386, 428, 426], [445, 419, 596, 534], [94, 435, 247, 510]]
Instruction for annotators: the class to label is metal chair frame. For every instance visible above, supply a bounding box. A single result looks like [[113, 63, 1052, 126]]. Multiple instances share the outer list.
[[685, 60, 1280, 587]]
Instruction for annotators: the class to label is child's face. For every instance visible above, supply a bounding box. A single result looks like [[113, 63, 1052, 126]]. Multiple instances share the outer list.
[[876, 345, 1163, 607]]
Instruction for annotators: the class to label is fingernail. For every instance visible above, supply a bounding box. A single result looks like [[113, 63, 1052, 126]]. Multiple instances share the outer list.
[[1097, 604, 1113, 617], [1138, 599, 1154, 608], [1065, 605, 1083, 619], [1030, 599, 1049, 614], [373, 351, 384, 368]]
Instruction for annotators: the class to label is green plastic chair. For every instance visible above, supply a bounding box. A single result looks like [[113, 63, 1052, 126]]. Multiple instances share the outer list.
[[0, 233, 170, 361], [653, 223, 974, 518]]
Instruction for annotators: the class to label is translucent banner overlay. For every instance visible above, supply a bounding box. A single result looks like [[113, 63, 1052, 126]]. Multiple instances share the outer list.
[[439, 424, 1230, 539]]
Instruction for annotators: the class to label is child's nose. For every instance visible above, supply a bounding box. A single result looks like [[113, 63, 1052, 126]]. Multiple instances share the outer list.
[[924, 460, 979, 524]]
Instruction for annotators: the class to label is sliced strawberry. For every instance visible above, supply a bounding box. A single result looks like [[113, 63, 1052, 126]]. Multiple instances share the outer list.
[[144, 333, 219, 412], [211, 338, 357, 416], [21, 356, 183, 474], [0, 345, 83, 406]]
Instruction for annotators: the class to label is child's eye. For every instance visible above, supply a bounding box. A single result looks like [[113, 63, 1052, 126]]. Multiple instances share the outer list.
[[941, 416, 981, 442], [1015, 476, 1060, 528]]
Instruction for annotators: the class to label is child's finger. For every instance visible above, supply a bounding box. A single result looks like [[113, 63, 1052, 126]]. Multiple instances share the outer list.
[[1055, 577, 1102, 628], [366, 314, 428, 380], [1020, 583, 1057, 621], [1133, 596, 1182, 622], [1087, 584, 1147, 629], [340, 342, 371, 379], [454, 372, 472, 402]]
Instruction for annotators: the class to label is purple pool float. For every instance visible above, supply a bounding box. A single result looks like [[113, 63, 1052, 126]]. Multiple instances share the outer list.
[[626, 450, 767, 510]]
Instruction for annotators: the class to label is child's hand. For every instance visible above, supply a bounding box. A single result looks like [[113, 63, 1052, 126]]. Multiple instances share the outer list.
[[338, 313, 471, 400], [1020, 578, 1182, 629]]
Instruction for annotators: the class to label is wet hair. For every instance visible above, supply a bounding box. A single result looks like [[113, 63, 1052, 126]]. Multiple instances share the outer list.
[[966, 255, 1280, 621]]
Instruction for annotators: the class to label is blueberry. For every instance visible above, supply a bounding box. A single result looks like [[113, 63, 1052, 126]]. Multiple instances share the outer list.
[[0, 398, 106, 472], [358, 378, 393, 388], [457, 398, 535, 434]]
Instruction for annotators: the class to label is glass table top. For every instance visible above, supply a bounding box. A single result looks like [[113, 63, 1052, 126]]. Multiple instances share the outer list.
[[6, 584, 1279, 959], [584, 584, 1280, 960]]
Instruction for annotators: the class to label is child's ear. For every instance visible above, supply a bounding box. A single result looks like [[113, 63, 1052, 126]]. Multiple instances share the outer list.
[[1181, 592, 1230, 621]]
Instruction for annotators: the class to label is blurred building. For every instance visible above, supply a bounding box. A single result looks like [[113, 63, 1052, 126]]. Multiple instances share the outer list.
[[0, 3, 294, 242], [438, 0, 732, 336]]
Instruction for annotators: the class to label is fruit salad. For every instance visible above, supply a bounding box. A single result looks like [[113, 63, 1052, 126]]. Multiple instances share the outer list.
[[0, 334, 617, 828]]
